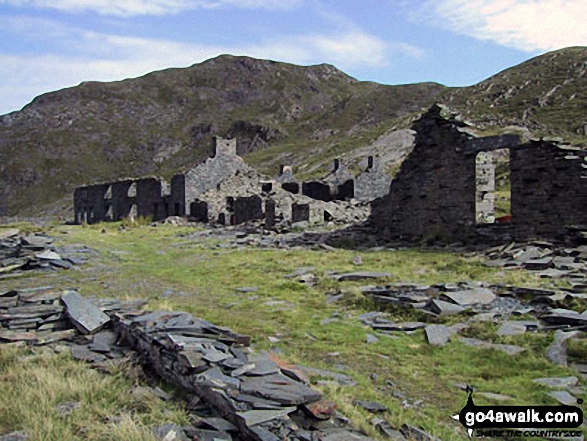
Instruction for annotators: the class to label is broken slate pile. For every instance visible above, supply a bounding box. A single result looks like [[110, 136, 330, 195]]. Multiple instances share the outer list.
[[0, 230, 90, 276], [485, 242, 587, 283], [114, 310, 377, 441], [0, 286, 146, 345], [0, 287, 376, 441]]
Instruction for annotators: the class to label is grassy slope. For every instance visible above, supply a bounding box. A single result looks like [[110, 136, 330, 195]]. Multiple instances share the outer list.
[[442, 47, 587, 143], [0, 223, 584, 440]]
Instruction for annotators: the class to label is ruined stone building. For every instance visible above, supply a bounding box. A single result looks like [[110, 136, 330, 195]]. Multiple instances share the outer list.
[[74, 137, 373, 227], [74, 137, 254, 225], [371, 104, 587, 242]]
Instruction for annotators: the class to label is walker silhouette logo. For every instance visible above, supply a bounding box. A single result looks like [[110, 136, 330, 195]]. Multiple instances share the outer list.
[[452, 386, 584, 438]]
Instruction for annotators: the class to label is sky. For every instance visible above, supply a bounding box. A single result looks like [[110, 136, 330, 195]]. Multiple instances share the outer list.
[[0, 0, 586, 116]]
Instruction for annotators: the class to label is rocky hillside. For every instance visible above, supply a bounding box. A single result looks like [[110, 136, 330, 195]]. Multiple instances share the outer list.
[[1, 47, 586, 217], [0, 55, 444, 216], [442, 47, 587, 140]]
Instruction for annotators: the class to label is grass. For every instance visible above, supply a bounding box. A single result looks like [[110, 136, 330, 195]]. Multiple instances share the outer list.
[[0, 222, 585, 440], [0, 344, 188, 441]]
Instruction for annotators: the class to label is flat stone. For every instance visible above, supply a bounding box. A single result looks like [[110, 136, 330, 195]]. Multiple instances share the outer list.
[[89, 331, 118, 353], [524, 257, 554, 270], [547, 390, 578, 406], [533, 377, 579, 389], [49, 260, 72, 269], [0, 329, 38, 343], [178, 350, 208, 371], [537, 268, 571, 279], [301, 399, 337, 420], [541, 311, 587, 327], [197, 367, 240, 389], [372, 418, 406, 440], [235, 286, 258, 293], [354, 400, 387, 413], [424, 325, 451, 346], [497, 321, 528, 336], [70, 345, 106, 363], [245, 354, 280, 376], [235, 407, 296, 427], [0, 228, 19, 240], [36, 329, 77, 345], [35, 250, 62, 261], [283, 267, 315, 279], [241, 373, 322, 405], [427, 299, 466, 315], [440, 288, 495, 306], [233, 393, 283, 409], [200, 417, 237, 433], [152, 423, 190, 441], [400, 424, 441, 441], [330, 272, 391, 282], [366, 334, 379, 344], [546, 330, 581, 366], [61, 290, 110, 334]]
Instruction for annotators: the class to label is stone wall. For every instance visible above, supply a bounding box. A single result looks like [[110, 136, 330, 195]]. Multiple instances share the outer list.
[[371, 104, 587, 243], [354, 156, 392, 202], [232, 195, 264, 225], [511, 141, 587, 239], [74, 176, 184, 224], [184, 137, 253, 204]]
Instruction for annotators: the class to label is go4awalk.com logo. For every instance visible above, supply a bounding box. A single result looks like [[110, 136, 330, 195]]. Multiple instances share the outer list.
[[452, 387, 584, 438]]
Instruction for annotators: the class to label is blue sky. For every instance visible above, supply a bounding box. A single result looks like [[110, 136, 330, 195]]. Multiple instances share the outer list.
[[0, 0, 585, 115]]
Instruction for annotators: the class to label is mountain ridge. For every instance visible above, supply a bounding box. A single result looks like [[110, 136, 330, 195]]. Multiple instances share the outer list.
[[0, 48, 585, 217]]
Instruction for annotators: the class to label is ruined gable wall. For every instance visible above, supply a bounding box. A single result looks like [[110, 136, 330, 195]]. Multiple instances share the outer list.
[[372, 105, 478, 241], [184, 137, 252, 202]]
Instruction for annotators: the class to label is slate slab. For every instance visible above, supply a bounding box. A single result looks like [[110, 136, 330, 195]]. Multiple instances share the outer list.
[[240, 373, 322, 405], [533, 377, 579, 389], [440, 288, 495, 306], [35, 250, 62, 261], [330, 272, 391, 282], [235, 407, 296, 427], [354, 400, 387, 413], [152, 423, 190, 441], [546, 330, 581, 366], [61, 291, 110, 334], [70, 345, 106, 363], [424, 324, 451, 346], [400, 424, 441, 441], [547, 390, 578, 406], [497, 321, 528, 336], [427, 299, 466, 316]]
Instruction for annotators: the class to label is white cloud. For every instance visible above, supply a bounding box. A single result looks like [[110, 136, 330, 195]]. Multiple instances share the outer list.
[[420, 0, 587, 52], [0, 0, 302, 16], [0, 17, 414, 114]]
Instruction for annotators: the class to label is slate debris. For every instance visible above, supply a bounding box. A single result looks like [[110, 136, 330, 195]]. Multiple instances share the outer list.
[[0, 232, 91, 276], [61, 290, 110, 334], [113, 307, 375, 441]]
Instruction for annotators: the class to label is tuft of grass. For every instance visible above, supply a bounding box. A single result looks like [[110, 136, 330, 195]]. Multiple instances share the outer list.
[[0, 343, 188, 441]]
